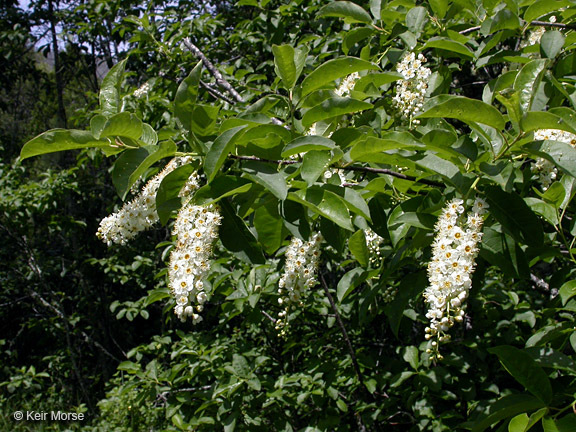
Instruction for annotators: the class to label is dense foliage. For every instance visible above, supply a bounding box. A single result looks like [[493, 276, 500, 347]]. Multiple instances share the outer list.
[[4, 0, 576, 430]]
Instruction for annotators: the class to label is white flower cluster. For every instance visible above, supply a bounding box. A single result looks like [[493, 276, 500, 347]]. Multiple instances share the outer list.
[[532, 129, 576, 189], [424, 197, 488, 361], [524, 16, 556, 47], [365, 228, 384, 266], [335, 72, 360, 97], [323, 168, 346, 184], [97, 157, 196, 246], [392, 52, 431, 126], [133, 82, 151, 98], [169, 203, 222, 323], [275, 233, 322, 334]]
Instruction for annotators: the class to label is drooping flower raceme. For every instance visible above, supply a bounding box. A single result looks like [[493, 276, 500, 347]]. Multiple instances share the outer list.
[[276, 233, 322, 334], [168, 203, 222, 323], [392, 52, 431, 126], [532, 129, 576, 190], [96, 157, 196, 246], [424, 197, 488, 361], [365, 228, 384, 266]]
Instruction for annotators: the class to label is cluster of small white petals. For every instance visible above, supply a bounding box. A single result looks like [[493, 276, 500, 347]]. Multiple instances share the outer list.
[[392, 52, 431, 126], [323, 168, 346, 184], [97, 157, 195, 246], [424, 197, 488, 361], [133, 82, 150, 98], [335, 72, 360, 97], [365, 228, 384, 266], [524, 16, 556, 47], [275, 233, 322, 334], [532, 129, 576, 189], [169, 203, 222, 323]]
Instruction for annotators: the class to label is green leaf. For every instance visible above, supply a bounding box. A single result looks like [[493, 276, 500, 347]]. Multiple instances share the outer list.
[[520, 111, 576, 135], [192, 176, 253, 206], [156, 163, 197, 225], [490, 9, 521, 33], [254, 200, 284, 254], [525, 347, 576, 375], [317, 1, 373, 24], [524, 0, 572, 23], [488, 346, 553, 404], [100, 59, 127, 118], [288, 187, 353, 231], [204, 126, 246, 182], [99, 112, 143, 141], [174, 62, 202, 131], [144, 288, 171, 306], [417, 95, 506, 130], [559, 280, 576, 306], [508, 413, 529, 432], [272, 45, 308, 90], [300, 57, 379, 97], [190, 104, 220, 137], [406, 6, 427, 33], [336, 267, 367, 302], [385, 271, 427, 337], [232, 354, 250, 378], [141, 123, 158, 146], [242, 161, 288, 200], [429, 0, 448, 18], [301, 150, 332, 186], [353, 72, 402, 92], [471, 395, 547, 432], [282, 136, 335, 158], [20, 129, 110, 161], [349, 229, 369, 267], [219, 200, 265, 264], [111, 141, 177, 199], [524, 197, 559, 226], [540, 31, 565, 59], [485, 186, 544, 247], [422, 37, 475, 58], [302, 97, 373, 128], [514, 59, 548, 113], [542, 415, 576, 432]]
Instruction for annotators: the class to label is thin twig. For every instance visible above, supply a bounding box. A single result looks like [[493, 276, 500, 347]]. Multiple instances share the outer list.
[[182, 38, 245, 103], [460, 20, 576, 35], [261, 310, 277, 323], [200, 80, 236, 104], [229, 154, 444, 187], [319, 273, 365, 387]]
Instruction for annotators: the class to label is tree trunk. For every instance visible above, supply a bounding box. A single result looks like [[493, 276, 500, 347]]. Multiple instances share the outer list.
[[47, 0, 67, 128]]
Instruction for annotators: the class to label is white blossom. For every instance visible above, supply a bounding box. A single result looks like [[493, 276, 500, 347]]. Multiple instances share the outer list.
[[524, 16, 556, 47], [275, 233, 322, 334], [133, 82, 151, 98], [97, 157, 197, 246], [424, 197, 488, 361], [169, 203, 222, 323], [532, 129, 576, 189], [392, 52, 431, 126]]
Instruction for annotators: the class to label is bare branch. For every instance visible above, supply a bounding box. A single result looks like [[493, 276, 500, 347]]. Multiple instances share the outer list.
[[229, 154, 444, 187], [182, 38, 245, 103], [200, 80, 236, 105]]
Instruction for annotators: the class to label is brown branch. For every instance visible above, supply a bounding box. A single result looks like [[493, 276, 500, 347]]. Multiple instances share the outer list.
[[229, 154, 445, 187], [200, 80, 236, 105], [182, 38, 245, 103]]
